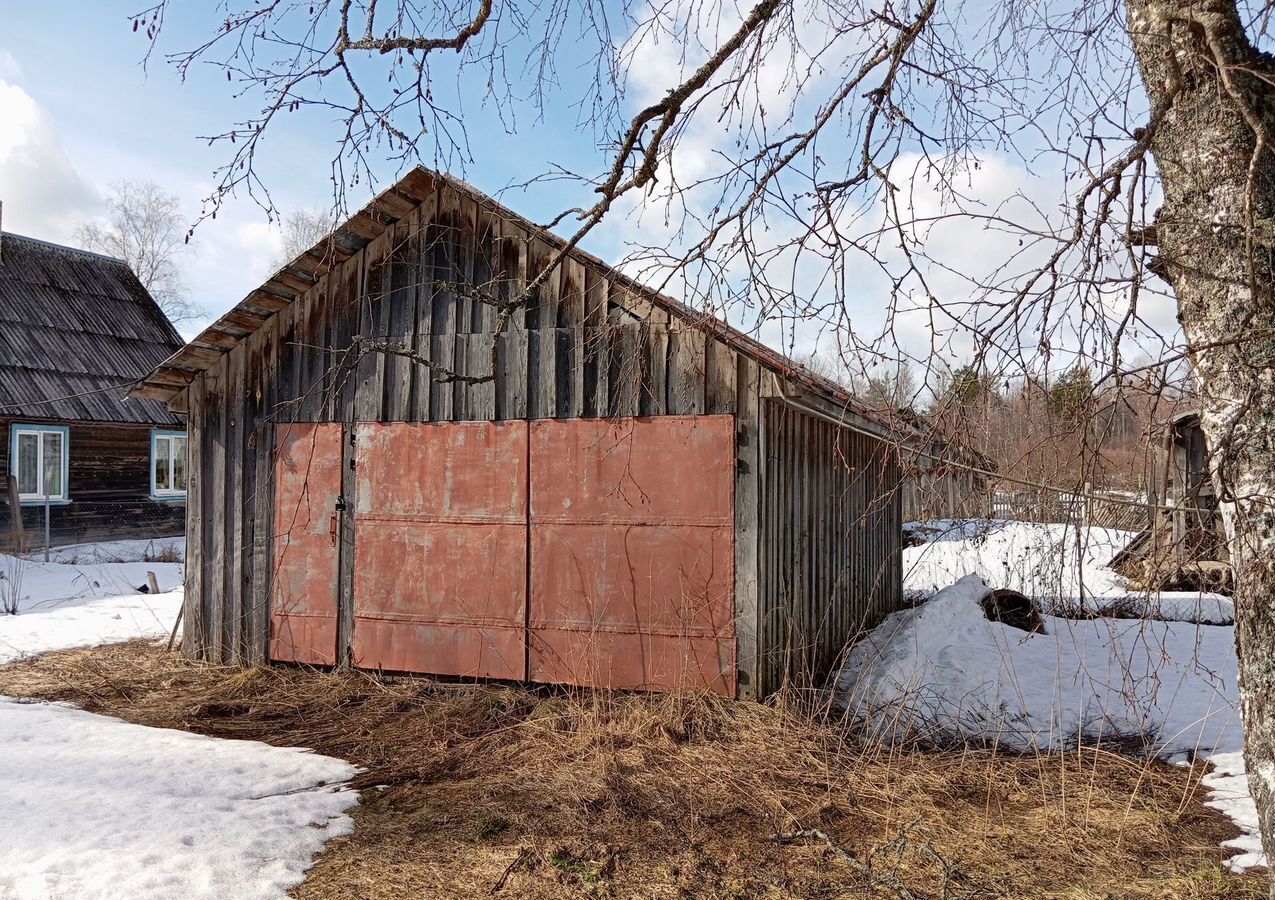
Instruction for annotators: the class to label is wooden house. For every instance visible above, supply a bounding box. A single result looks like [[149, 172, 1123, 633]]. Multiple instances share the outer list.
[[1, 226, 188, 548], [131, 168, 908, 697]]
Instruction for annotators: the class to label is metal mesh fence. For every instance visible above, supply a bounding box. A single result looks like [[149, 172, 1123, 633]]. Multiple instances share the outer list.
[[0, 494, 185, 557]]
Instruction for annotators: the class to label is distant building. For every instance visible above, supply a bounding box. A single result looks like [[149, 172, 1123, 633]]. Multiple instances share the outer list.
[[891, 409, 993, 522], [0, 218, 187, 548]]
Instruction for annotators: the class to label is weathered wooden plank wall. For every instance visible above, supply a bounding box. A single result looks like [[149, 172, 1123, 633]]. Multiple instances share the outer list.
[[179, 180, 902, 697], [757, 399, 902, 695], [0, 419, 186, 549], [900, 466, 990, 521]]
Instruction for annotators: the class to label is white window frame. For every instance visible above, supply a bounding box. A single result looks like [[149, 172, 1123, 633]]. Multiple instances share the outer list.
[[9, 424, 70, 504], [150, 430, 189, 500]]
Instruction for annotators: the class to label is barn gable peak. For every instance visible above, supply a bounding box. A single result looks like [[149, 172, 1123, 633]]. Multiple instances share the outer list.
[[130, 166, 890, 434]]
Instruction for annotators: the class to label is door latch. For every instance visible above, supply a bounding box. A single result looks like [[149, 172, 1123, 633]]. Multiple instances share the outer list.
[[330, 496, 348, 546]]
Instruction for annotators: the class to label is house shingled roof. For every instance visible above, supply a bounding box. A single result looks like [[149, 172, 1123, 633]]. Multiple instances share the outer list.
[[0, 232, 185, 426]]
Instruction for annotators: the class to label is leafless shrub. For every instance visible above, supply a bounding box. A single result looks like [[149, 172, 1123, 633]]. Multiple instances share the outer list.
[[0, 553, 27, 616]]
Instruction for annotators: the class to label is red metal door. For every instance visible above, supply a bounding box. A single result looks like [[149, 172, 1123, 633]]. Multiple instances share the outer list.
[[271, 423, 343, 665], [351, 422, 529, 679], [528, 416, 736, 694]]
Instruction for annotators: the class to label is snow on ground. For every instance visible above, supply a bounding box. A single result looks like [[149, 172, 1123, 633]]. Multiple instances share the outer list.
[[0, 698, 359, 900], [0, 537, 362, 898], [1203, 752, 1265, 872], [0, 545, 184, 664], [840, 574, 1241, 757], [903, 519, 1235, 623], [842, 520, 1262, 872], [0, 590, 183, 664], [44, 536, 185, 565]]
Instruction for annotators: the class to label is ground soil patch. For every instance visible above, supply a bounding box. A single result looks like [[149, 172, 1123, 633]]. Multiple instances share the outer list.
[[0, 641, 1264, 899]]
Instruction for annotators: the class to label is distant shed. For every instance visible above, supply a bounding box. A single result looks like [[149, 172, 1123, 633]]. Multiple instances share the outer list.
[[1151, 410, 1226, 566], [131, 168, 908, 698]]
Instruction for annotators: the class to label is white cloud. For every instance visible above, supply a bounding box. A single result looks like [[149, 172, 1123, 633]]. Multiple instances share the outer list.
[[0, 71, 291, 337], [180, 208, 285, 336], [0, 78, 101, 244], [0, 50, 21, 83]]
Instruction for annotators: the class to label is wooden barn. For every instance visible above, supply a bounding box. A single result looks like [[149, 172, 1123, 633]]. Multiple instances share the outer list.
[[131, 168, 906, 698], [1, 225, 187, 548]]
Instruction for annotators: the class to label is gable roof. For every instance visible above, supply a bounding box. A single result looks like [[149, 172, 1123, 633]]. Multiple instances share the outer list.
[[129, 167, 890, 431], [0, 232, 185, 426]]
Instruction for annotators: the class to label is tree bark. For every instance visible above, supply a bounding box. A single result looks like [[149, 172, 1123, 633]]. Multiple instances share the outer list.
[[1126, 1, 1275, 889]]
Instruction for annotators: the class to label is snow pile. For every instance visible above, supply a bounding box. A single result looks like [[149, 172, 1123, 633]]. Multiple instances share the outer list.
[[842, 519, 1263, 872], [903, 519, 1235, 624], [0, 698, 359, 900], [838, 575, 1259, 869], [839, 575, 1240, 756], [0, 549, 183, 664]]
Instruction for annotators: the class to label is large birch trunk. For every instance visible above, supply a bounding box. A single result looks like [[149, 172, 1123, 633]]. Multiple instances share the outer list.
[[1126, 1, 1275, 889]]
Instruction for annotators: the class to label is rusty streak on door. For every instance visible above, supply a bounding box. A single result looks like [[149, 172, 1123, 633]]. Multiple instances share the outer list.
[[351, 422, 529, 679], [528, 416, 736, 694], [270, 422, 342, 665]]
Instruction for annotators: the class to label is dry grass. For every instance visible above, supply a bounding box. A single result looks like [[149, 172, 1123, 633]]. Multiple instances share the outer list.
[[0, 641, 1265, 900]]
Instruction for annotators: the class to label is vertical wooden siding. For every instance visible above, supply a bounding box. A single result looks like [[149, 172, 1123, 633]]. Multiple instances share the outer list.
[[757, 400, 902, 696], [183, 183, 745, 669], [181, 181, 899, 696]]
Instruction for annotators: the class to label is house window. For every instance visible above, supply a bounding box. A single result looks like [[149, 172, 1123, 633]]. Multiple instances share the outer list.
[[151, 431, 189, 499], [10, 424, 69, 503]]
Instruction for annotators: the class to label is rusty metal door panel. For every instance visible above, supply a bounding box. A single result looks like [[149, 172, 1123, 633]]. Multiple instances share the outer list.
[[530, 523, 735, 692], [532, 416, 735, 525], [352, 422, 528, 679], [355, 421, 528, 521], [271, 423, 343, 666], [528, 416, 736, 694]]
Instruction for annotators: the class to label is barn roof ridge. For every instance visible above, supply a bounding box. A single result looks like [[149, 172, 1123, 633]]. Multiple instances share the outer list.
[[129, 166, 891, 429]]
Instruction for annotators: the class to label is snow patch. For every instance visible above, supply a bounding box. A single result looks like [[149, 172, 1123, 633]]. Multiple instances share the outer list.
[[1202, 752, 1265, 873], [0, 698, 359, 900], [0, 590, 182, 664], [0, 546, 183, 664]]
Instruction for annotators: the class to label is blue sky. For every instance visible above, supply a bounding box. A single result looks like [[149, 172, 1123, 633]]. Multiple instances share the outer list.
[[0, 1, 1181, 380], [0, 2, 624, 336]]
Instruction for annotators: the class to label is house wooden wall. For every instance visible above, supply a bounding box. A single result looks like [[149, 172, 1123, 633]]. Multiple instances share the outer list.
[[178, 181, 902, 697], [0, 419, 185, 549]]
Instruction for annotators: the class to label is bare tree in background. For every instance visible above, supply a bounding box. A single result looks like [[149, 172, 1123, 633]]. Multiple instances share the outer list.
[[136, 0, 1275, 879], [270, 207, 337, 273], [76, 180, 200, 324]]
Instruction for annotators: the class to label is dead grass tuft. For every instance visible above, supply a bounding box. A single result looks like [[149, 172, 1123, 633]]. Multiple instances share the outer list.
[[0, 641, 1264, 899]]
